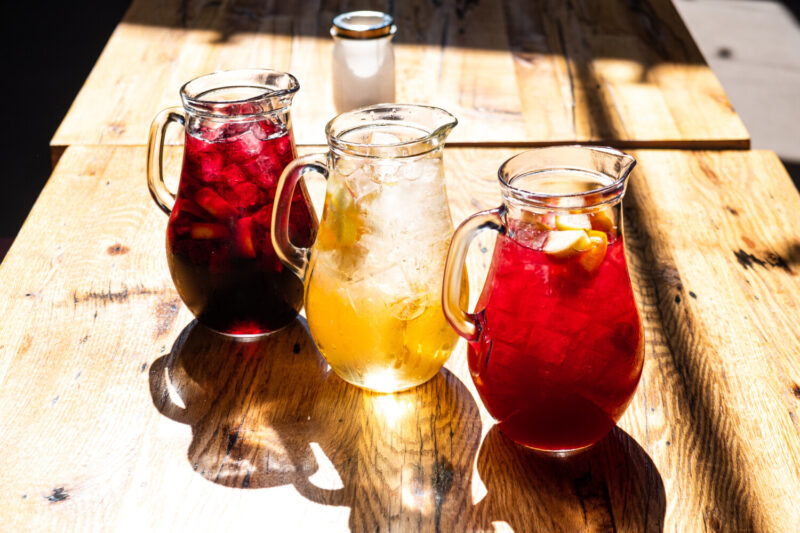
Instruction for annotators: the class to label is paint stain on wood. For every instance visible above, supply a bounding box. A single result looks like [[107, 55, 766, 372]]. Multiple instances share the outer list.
[[734, 249, 793, 274], [726, 206, 739, 216], [107, 243, 129, 255], [153, 298, 181, 337], [47, 487, 69, 503]]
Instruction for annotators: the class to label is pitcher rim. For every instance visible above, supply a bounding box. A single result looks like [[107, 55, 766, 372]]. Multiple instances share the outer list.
[[497, 145, 636, 209], [180, 68, 300, 118], [325, 103, 458, 159]]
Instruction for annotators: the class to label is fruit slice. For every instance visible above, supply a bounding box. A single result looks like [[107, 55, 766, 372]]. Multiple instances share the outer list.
[[520, 211, 554, 231], [589, 207, 616, 234], [543, 230, 591, 260], [190, 222, 230, 240], [233, 217, 257, 258], [177, 198, 208, 219], [195, 187, 237, 221], [555, 213, 592, 231], [578, 230, 608, 274]]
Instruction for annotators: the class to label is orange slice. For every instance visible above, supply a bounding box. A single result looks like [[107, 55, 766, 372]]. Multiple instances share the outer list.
[[578, 230, 608, 274], [589, 207, 616, 234]]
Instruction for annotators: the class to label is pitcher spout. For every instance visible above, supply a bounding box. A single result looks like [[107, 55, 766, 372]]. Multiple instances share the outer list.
[[325, 103, 457, 158]]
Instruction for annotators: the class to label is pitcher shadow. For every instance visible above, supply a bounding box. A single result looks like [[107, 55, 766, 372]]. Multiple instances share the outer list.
[[470, 425, 666, 531], [148, 318, 484, 531], [149, 318, 329, 488]]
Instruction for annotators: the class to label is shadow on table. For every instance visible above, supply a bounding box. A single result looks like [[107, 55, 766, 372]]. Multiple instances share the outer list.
[[149, 318, 664, 530], [470, 425, 666, 531], [121, 0, 707, 62], [148, 317, 483, 530], [149, 318, 328, 488]]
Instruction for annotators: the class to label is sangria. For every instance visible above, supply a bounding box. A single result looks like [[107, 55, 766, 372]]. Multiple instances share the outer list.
[[148, 70, 316, 336], [443, 147, 643, 452], [272, 105, 464, 392]]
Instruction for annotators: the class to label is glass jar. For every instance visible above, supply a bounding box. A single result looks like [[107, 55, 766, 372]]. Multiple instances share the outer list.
[[331, 11, 396, 113]]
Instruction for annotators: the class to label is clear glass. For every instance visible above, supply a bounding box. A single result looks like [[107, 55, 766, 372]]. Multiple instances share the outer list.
[[147, 69, 316, 337], [272, 104, 464, 393], [442, 146, 643, 453]]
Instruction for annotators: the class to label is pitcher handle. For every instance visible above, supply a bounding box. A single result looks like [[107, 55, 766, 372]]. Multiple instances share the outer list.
[[146, 106, 186, 215], [272, 153, 328, 280], [442, 207, 505, 340]]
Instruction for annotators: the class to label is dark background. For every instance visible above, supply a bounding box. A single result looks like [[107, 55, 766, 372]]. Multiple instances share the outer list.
[[0, 1, 132, 248]]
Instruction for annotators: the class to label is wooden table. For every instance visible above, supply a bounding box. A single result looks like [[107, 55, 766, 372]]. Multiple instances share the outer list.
[[50, 0, 749, 166], [1, 146, 798, 531]]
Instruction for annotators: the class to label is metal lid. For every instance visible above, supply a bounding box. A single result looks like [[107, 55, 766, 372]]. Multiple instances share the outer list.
[[331, 11, 396, 39]]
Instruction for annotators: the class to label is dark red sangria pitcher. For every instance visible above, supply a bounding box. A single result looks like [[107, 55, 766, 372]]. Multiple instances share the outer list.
[[147, 69, 316, 336], [442, 147, 643, 453]]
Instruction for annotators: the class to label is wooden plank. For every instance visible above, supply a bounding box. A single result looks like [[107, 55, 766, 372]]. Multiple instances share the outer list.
[[50, 0, 748, 154], [2, 146, 798, 531]]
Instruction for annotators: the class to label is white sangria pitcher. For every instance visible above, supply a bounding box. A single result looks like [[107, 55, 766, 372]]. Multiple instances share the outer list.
[[271, 104, 465, 393]]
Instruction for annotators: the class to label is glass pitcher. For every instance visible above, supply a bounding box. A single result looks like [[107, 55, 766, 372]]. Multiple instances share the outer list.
[[147, 69, 316, 337], [271, 104, 464, 393], [442, 146, 643, 453]]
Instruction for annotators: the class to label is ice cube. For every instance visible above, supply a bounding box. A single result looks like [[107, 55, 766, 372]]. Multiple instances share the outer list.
[[388, 294, 427, 321], [223, 180, 264, 210], [227, 129, 266, 163], [344, 167, 381, 202]]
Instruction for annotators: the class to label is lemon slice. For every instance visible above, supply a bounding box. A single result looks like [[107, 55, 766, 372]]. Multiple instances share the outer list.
[[543, 230, 591, 259], [555, 214, 592, 231]]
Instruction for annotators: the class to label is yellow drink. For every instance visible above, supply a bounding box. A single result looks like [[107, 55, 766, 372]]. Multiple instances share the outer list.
[[304, 147, 463, 392]]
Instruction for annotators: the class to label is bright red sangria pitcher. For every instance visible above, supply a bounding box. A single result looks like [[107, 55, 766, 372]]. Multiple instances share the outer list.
[[147, 69, 316, 336], [442, 147, 643, 453]]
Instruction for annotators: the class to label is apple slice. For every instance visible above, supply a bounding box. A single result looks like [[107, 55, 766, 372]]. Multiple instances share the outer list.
[[555, 213, 592, 231], [578, 230, 608, 274], [190, 222, 230, 240], [195, 187, 236, 221], [233, 217, 257, 258], [521, 211, 554, 231], [544, 230, 591, 260]]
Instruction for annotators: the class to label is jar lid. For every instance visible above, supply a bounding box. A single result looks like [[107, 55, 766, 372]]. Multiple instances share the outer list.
[[331, 11, 396, 39]]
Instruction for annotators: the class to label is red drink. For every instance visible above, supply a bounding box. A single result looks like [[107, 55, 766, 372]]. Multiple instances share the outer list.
[[468, 222, 644, 451], [166, 120, 315, 335]]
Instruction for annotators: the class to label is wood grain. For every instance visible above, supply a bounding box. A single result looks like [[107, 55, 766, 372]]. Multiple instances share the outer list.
[[50, 0, 748, 158], [1, 146, 798, 531]]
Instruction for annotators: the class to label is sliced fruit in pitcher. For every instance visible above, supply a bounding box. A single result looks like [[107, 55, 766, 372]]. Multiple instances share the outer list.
[[555, 213, 592, 231], [190, 222, 230, 239], [543, 230, 591, 260], [195, 187, 237, 221], [233, 216, 257, 258], [578, 230, 608, 274], [589, 207, 616, 234]]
